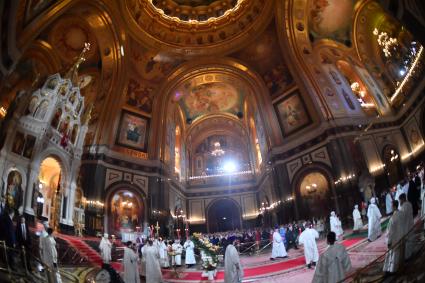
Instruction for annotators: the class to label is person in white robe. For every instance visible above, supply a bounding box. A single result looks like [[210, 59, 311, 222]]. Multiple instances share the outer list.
[[183, 238, 196, 267], [383, 200, 404, 273], [312, 232, 352, 283], [224, 240, 243, 283], [385, 190, 394, 215], [395, 184, 404, 209], [158, 238, 169, 268], [330, 211, 343, 240], [143, 240, 163, 283], [336, 215, 344, 236], [352, 205, 363, 231], [140, 244, 146, 277], [367, 197, 382, 242], [171, 239, 183, 266], [399, 193, 414, 259], [99, 233, 112, 264], [271, 226, 287, 260], [298, 222, 319, 268], [41, 228, 61, 283], [123, 241, 140, 283]]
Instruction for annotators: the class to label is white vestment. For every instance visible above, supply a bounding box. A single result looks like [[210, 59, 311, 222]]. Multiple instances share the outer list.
[[395, 186, 404, 209], [298, 228, 319, 264], [41, 235, 58, 268], [99, 237, 112, 263], [172, 242, 183, 266], [312, 243, 352, 283], [271, 231, 287, 258], [123, 247, 140, 283], [385, 193, 393, 215], [367, 203, 382, 241], [183, 240, 196, 265], [224, 244, 243, 283], [143, 245, 163, 283], [353, 207, 363, 231], [330, 213, 343, 239], [159, 241, 169, 268], [400, 201, 414, 259], [383, 210, 404, 273]]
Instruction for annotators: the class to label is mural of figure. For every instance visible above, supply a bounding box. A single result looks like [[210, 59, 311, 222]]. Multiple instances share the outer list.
[[6, 171, 23, 210], [286, 104, 300, 126]]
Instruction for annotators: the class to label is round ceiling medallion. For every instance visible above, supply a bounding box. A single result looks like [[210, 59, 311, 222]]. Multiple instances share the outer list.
[[122, 0, 274, 56]]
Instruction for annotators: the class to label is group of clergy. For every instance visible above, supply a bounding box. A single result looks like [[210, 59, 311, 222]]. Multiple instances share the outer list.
[[98, 234, 197, 283]]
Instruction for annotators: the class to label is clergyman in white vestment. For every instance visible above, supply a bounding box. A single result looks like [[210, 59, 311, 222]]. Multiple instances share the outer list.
[[99, 233, 112, 264], [143, 240, 163, 283], [330, 211, 343, 240], [298, 223, 319, 268], [158, 238, 169, 268], [367, 197, 382, 242], [183, 239, 196, 267], [352, 205, 363, 231], [123, 241, 140, 283], [271, 226, 288, 260], [312, 232, 352, 283], [171, 239, 183, 266], [383, 200, 404, 273], [224, 241, 243, 283], [385, 191, 393, 215]]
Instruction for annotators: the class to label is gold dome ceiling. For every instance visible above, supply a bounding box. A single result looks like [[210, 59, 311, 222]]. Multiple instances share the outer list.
[[122, 0, 274, 56]]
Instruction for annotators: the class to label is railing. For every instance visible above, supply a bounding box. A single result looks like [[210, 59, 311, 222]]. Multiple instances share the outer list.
[[0, 240, 78, 283], [339, 216, 425, 283]]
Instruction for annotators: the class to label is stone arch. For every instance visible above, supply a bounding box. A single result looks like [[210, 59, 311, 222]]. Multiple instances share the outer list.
[[151, 57, 282, 161], [291, 162, 337, 220], [104, 181, 148, 235], [205, 197, 243, 233], [381, 144, 403, 186]]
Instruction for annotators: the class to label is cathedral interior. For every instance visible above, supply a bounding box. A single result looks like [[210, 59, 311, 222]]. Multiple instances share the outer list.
[[0, 0, 425, 282]]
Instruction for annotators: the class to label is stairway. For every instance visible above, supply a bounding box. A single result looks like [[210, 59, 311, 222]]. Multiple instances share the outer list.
[[57, 234, 122, 270]]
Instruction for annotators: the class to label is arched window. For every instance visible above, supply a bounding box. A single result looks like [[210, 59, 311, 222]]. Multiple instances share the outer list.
[[51, 108, 62, 129], [26, 96, 38, 115]]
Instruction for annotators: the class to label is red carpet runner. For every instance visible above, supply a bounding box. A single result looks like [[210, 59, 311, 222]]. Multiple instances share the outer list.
[[163, 237, 364, 282], [57, 234, 122, 270]]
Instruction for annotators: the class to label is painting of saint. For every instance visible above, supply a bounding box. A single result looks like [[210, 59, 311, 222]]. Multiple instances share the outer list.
[[116, 110, 149, 152], [6, 171, 23, 210], [404, 119, 424, 151], [275, 91, 311, 135]]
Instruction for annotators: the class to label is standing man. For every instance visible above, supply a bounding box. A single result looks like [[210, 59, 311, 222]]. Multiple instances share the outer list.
[[158, 238, 169, 268], [224, 240, 243, 283], [352, 205, 363, 232], [383, 200, 403, 274], [367, 198, 382, 242], [399, 193, 414, 259], [0, 209, 16, 268], [312, 232, 352, 283], [408, 173, 420, 216], [298, 222, 319, 269], [41, 228, 59, 282], [99, 233, 112, 264], [385, 189, 394, 215], [143, 239, 163, 283], [270, 225, 287, 260], [16, 216, 32, 271], [171, 239, 183, 267], [123, 241, 140, 283], [330, 211, 343, 241], [286, 225, 298, 250], [183, 238, 196, 268]]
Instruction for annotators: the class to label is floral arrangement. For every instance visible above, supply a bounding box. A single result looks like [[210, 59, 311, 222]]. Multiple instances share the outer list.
[[192, 233, 220, 270]]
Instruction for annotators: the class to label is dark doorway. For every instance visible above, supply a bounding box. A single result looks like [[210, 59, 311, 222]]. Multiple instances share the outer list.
[[207, 199, 241, 233]]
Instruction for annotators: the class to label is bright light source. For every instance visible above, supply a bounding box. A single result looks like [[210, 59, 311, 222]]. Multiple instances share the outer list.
[[399, 69, 406, 76], [223, 160, 237, 172]]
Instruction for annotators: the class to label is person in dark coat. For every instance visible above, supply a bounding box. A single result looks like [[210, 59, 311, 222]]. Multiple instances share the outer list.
[[0, 209, 16, 268], [407, 174, 420, 216], [285, 225, 298, 251], [16, 215, 32, 271]]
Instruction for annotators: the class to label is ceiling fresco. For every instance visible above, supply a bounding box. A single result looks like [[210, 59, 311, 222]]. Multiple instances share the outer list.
[[234, 24, 294, 96], [173, 77, 245, 120], [308, 0, 357, 45]]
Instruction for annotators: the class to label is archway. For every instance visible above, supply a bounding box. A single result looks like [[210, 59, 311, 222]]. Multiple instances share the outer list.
[[296, 171, 333, 220], [382, 145, 403, 186], [108, 189, 144, 237], [207, 199, 241, 233], [37, 157, 62, 228]]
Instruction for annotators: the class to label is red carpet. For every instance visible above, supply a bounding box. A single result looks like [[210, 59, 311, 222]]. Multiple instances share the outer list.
[[164, 237, 364, 282], [57, 234, 122, 270]]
